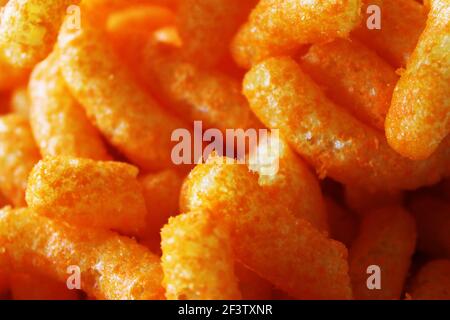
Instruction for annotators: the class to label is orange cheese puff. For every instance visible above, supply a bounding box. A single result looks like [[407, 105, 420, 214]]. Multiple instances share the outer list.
[[11, 272, 79, 300], [0, 60, 28, 91], [161, 211, 241, 300], [344, 185, 403, 216], [0, 207, 165, 300], [181, 157, 352, 299], [0, 114, 40, 207], [325, 197, 358, 248], [231, 0, 362, 68], [9, 86, 30, 117], [176, 0, 257, 68], [141, 42, 260, 132], [243, 57, 450, 191], [409, 194, 450, 258], [299, 39, 398, 130], [409, 260, 450, 300], [57, 17, 189, 171], [248, 134, 329, 232], [235, 263, 273, 300], [349, 206, 416, 300], [26, 157, 147, 236], [139, 169, 184, 238], [29, 53, 110, 160], [352, 0, 427, 68], [0, 0, 81, 68], [385, 0, 450, 160]]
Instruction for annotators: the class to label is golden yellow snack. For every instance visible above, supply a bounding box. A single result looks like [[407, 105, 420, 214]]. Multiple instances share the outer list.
[[57, 14, 189, 171], [409, 259, 450, 300], [0, 0, 80, 68], [141, 41, 261, 132], [344, 186, 403, 216], [248, 134, 329, 232], [349, 206, 416, 300], [243, 57, 449, 191], [181, 156, 352, 299], [177, 0, 257, 68], [409, 194, 450, 259], [0, 114, 40, 207], [385, 0, 450, 160], [235, 263, 273, 300], [26, 157, 147, 236], [325, 197, 358, 248], [139, 169, 184, 238], [231, 0, 362, 68], [352, 0, 427, 68], [161, 211, 241, 300], [11, 272, 80, 300], [0, 207, 165, 300], [29, 52, 111, 160], [299, 38, 398, 130]]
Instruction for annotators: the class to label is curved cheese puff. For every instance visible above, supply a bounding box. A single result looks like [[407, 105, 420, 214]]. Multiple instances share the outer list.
[[57, 15, 189, 171], [0, 0, 80, 68], [352, 0, 427, 68], [349, 206, 416, 300], [409, 194, 450, 259], [248, 134, 329, 232], [29, 52, 111, 160], [243, 57, 449, 191], [344, 185, 403, 216], [299, 38, 398, 131], [11, 272, 79, 300], [141, 42, 261, 132], [176, 0, 257, 68], [139, 169, 184, 238], [385, 0, 450, 160], [0, 207, 165, 300], [26, 157, 147, 236], [325, 197, 358, 248], [234, 263, 273, 300], [409, 260, 450, 300], [0, 114, 40, 207], [161, 211, 241, 300], [231, 0, 362, 68], [180, 156, 352, 300]]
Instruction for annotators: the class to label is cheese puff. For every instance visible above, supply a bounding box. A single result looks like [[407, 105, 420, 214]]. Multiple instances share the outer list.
[[0, 207, 165, 300], [352, 0, 427, 68], [176, 0, 257, 68], [181, 157, 352, 299], [161, 211, 241, 300], [29, 52, 110, 160], [0, 114, 40, 207], [235, 263, 273, 300], [11, 272, 79, 300], [349, 206, 416, 300], [385, 0, 450, 160], [0, 0, 81, 68], [141, 41, 261, 132], [9, 86, 29, 117], [248, 134, 329, 232], [409, 260, 450, 300], [299, 38, 398, 130], [231, 0, 362, 68], [26, 157, 147, 236], [325, 197, 358, 248], [57, 16, 189, 171], [409, 194, 450, 259], [243, 57, 449, 191], [139, 169, 184, 239], [344, 186, 403, 216], [0, 60, 28, 91]]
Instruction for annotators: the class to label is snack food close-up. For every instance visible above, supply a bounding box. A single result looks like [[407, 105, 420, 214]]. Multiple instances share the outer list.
[[0, 0, 449, 303]]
